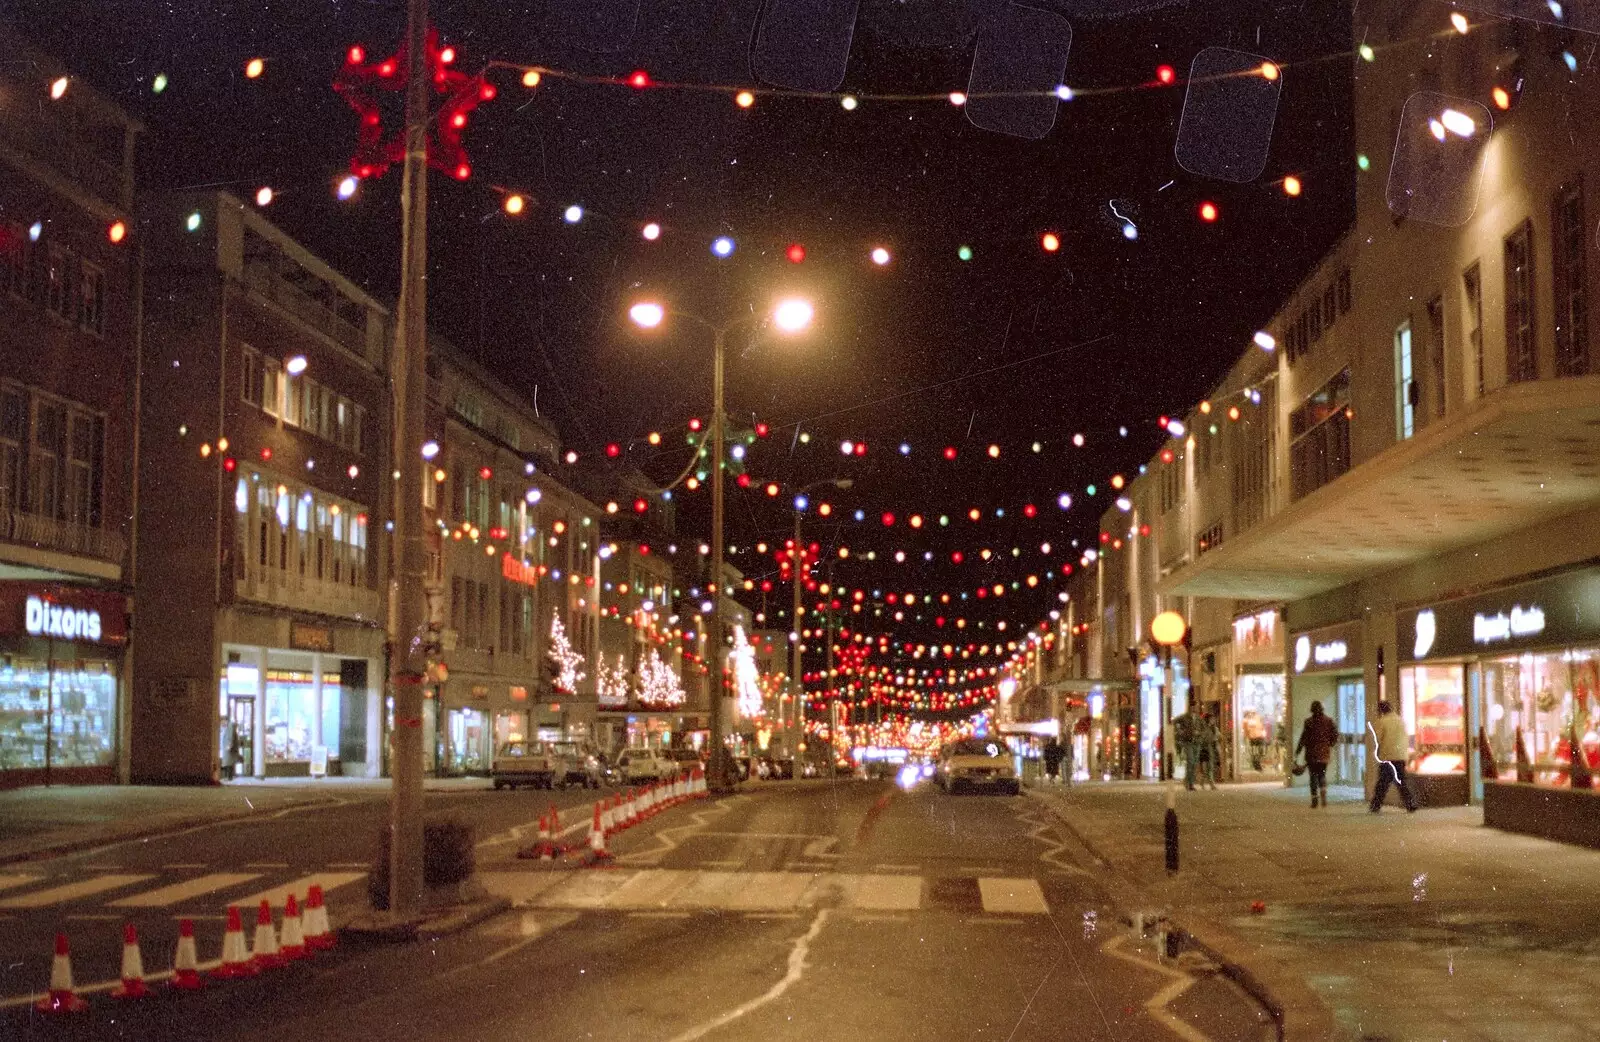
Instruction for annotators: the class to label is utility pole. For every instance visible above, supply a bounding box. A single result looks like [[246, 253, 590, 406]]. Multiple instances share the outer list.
[[790, 510, 803, 761], [706, 327, 733, 791], [387, 0, 429, 923]]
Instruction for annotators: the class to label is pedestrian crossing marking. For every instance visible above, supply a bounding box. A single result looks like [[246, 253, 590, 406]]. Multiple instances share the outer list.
[[109, 873, 263, 908], [608, 869, 697, 908], [853, 874, 923, 910], [482, 870, 959, 915], [226, 872, 365, 911], [978, 877, 1049, 915], [0, 874, 43, 894], [0, 874, 154, 909]]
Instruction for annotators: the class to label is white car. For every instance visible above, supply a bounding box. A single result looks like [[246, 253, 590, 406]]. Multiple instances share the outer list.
[[617, 749, 679, 784], [935, 739, 1020, 795]]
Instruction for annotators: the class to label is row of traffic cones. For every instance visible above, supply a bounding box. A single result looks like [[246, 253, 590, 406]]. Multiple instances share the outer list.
[[514, 768, 709, 864], [35, 885, 334, 1014]]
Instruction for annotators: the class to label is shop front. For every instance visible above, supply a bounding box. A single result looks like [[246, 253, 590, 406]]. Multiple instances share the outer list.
[[1287, 620, 1365, 787], [219, 617, 380, 779], [1190, 642, 1233, 779], [1233, 608, 1288, 779], [0, 583, 128, 787], [1397, 567, 1600, 833]]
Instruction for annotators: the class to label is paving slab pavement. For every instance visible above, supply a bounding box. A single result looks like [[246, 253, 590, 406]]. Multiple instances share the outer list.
[[1030, 780, 1600, 1042], [0, 776, 488, 864]]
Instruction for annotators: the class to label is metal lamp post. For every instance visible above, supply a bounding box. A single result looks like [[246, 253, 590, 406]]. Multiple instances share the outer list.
[[790, 479, 852, 762], [630, 298, 813, 793]]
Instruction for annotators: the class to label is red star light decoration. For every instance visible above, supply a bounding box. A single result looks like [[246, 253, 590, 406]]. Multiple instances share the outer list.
[[334, 29, 496, 181]]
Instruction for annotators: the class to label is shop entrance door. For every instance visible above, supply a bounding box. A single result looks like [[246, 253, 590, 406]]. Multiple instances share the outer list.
[[1334, 678, 1365, 785], [224, 697, 255, 780]]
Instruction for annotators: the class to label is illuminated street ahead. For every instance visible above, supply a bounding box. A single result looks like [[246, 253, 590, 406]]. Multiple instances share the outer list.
[[0, 780, 1270, 1041]]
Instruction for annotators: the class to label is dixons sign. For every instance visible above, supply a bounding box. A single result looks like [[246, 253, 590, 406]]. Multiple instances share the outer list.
[[0, 583, 126, 645], [1398, 568, 1600, 662]]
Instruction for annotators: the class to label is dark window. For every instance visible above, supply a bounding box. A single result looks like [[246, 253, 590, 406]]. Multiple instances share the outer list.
[[1553, 181, 1589, 377], [1463, 264, 1484, 398], [1323, 284, 1338, 329], [1426, 296, 1447, 422], [2, 223, 30, 300], [1504, 220, 1537, 383], [1337, 269, 1352, 314], [0, 386, 24, 512], [1308, 302, 1323, 344], [45, 246, 74, 322], [78, 262, 105, 335], [1290, 369, 1353, 499], [241, 347, 262, 407]]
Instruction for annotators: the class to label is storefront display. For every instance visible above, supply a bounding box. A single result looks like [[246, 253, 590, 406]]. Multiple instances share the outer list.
[[1481, 650, 1600, 785], [263, 670, 340, 763], [1398, 664, 1466, 774], [1233, 608, 1286, 778], [447, 707, 488, 772], [0, 583, 128, 784], [1288, 620, 1365, 785]]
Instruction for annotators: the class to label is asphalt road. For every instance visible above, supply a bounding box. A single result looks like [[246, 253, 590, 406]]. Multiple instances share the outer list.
[[1, 778, 1274, 1041]]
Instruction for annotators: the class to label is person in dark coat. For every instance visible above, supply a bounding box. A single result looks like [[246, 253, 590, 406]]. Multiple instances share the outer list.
[[1042, 737, 1064, 783], [1295, 700, 1340, 808]]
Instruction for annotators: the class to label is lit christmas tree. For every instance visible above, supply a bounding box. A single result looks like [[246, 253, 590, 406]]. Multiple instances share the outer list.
[[597, 653, 631, 707], [732, 625, 762, 720], [638, 647, 685, 708], [548, 615, 587, 695]]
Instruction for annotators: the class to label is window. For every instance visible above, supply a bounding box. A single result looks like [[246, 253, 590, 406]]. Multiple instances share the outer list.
[[45, 246, 73, 322], [450, 577, 464, 637], [282, 372, 301, 427], [4, 222, 31, 300], [0, 386, 23, 512], [1196, 521, 1224, 556], [1159, 457, 1181, 514], [1463, 264, 1484, 397], [1308, 301, 1323, 344], [353, 404, 366, 455], [423, 466, 437, 509], [262, 357, 283, 417], [1337, 269, 1352, 314], [477, 583, 490, 650], [1323, 284, 1338, 330], [1552, 181, 1589, 378], [1504, 220, 1537, 383], [78, 262, 105, 335], [1426, 297, 1446, 423], [1290, 369, 1352, 499], [302, 379, 322, 435], [64, 412, 102, 526], [1394, 319, 1416, 440], [29, 399, 64, 518], [241, 346, 262, 407]]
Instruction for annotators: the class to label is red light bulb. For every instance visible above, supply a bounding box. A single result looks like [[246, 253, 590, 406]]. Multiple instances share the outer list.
[[1156, 64, 1176, 85], [786, 243, 806, 263], [943, 446, 957, 460], [348, 45, 365, 65], [454, 163, 471, 180], [628, 70, 651, 89], [1199, 201, 1219, 222]]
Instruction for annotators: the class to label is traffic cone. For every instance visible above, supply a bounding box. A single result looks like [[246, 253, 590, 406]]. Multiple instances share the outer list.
[[171, 919, 203, 990], [212, 905, 258, 978], [515, 812, 556, 860], [111, 923, 149, 999], [34, 933, 87, 1013], [585, 802, 613, 864], [601, 796, 615, 836], [250, 899, 284, 970], [304, 885, 335, 951], [279, 893, 308, 960], [625, 789, 638, 827]]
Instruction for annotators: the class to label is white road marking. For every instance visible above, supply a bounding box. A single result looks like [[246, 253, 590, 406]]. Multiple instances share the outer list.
[[978, 877, 1050, 915], [664, 910, 831, 1042], [872, 863, 920, 872], [0, 874, 154, 908], [64, 913, 122, 921], [0, 874, 43, 893], [162, 863, 208, 870], [110, 872, 261, 908], [629, 910, 694, 919], [243, 862, 289, 869], [1102, 933, 1211, 1042], [477, 871, 571, 907], [226, 872, 365, 910], [852, 874, 922, 910], [328, 862, 370, 869]]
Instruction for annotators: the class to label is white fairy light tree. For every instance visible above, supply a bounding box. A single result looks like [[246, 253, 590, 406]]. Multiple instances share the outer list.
[[548, 615, 587, 694]]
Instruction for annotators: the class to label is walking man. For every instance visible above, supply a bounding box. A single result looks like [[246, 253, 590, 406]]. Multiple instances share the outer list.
[[1042, 737, 1064, 784], [1295, 700, 1339, 807], [1368, 700, 1417, 813], [1175, 707, 1199, 790]]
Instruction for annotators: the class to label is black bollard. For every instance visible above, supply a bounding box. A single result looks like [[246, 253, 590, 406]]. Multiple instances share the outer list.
[[1164, 783, 1179, 873]]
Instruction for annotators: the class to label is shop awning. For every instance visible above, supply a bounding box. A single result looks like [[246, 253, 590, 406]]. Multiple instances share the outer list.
[[1044, 677, 1138, 693], [1161, 378, 1600, 601]]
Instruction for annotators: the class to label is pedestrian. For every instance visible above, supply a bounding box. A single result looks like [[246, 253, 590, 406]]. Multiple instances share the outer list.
[[1197, 708, 1221, 789], [1368, 700, 1417, 813], [1295, 700, 1339, 808], [1042, 737, 1064, 784], [1061, 729, 1076, 787], [1175, 708, 1199, 789]]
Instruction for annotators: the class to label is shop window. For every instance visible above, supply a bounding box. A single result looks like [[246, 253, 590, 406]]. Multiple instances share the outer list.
[[1503, 219, 1537, 383], [1552, 181, 1589, 378], [78, 262, 105, 336], [263, 670, 339, 762], [1481, 651, 1599, 786], [1399, 665, 1466, 774], [1463, 263, 1484, 398], [1236, 674, 1286, 774], [257, 484, 272, 568], [0, 655, 118, 771], [1394, 318, 1416, 440]]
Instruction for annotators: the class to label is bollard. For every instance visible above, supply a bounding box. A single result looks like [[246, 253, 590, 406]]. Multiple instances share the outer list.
[[1164, 781, 1180, 874]]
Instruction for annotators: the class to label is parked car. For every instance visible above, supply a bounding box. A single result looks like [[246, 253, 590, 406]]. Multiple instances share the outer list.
[[732, 755, 753, 781], [616, 749, 679, 783], [664, 747, 704, 777], [934, 738, 1020, 795], [490, 740, 601, 790]]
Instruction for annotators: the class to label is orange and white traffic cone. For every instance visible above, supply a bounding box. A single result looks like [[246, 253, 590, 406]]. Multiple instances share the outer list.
[[600, 796, 615, 836], [111, 923, 149, 999], [585, 802, 613, 864], [625, 789, 639, 827], [34, 933, 87, 1013], [250, 900, 284, 970], [279, 893, 308, 960], [171, 919, 203, 990], [304, 885, 335, 951], [212, 905, 258, 978]]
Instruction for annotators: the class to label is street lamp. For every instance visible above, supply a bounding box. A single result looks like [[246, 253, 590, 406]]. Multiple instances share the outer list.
[[790, 478, 852, 762], [629, 295, 815, 792], [1150, 610, 1187, 781]]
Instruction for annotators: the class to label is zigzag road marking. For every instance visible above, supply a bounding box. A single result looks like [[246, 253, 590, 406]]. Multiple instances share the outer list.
[[1016, 800, 1093, 879], [1102, 932, 1212, 1042], [614, 796, 741, 867]]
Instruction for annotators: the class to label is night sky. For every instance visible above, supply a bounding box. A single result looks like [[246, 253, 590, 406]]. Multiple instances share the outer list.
[[11, 0, 1354, 678]]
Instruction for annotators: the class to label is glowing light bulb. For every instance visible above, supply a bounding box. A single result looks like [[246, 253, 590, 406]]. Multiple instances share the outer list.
[[1260, 61, 1279, 81], [628, 70, 651, 89], [1121, 222, 1138, 241], [151, 73, 168, 94], [735, 90, 755, 108], [642, 222, 661, 240], [1440, 108, 1476, 137], [1450, 11, 1470, 32], [1054, 85, 1074, 101], [1360, 44, 1375, 62], [522, 69, 542, 88], [1283, 175, 1303, 196], [1428, 118, 1446, 141], [50, 76, 69, 100], [1254, 331, 1276, 352], [1155, 64, 1176, 85], [870, 246, 891, 265], [255, 186, 274, 206], [957, 245, 973, 261], [786, 243, 806, 263], [245, 58, 265, 79], [948, 91, 967, 106], [564, 205, 583, 223], [1198, 201, 1219, 222], [1357, 153, 1371, 171], [108, 221, 127, 244], [840, 95, 858, 111], [712, 236, 735, 257], [504, 194, 525, 215], [1041, 232, 1060, 252], [1492, 86, 1512, 110], [337, 175, 359, 200]]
